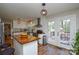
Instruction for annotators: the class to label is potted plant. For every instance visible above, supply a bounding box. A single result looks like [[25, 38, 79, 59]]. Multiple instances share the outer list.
[[72, 31, 79, 55]]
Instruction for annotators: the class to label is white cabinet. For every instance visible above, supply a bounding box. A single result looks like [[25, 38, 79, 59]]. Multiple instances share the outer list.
[[23, 41, 38, 55], [13, 39, 38, 55], [38, 34, 43, 44], [13, 20, 28, 29], [13, 39, 23, 55]]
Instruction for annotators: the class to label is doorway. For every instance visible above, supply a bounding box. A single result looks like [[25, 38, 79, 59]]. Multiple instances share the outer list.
[[4, 23, 13, 47]]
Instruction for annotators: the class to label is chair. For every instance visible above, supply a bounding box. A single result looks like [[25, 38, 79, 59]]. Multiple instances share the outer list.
[[0, 43, 15, 55]]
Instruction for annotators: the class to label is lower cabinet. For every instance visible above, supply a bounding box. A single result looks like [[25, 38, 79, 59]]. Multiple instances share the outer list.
[[13, 39, 38, 55]]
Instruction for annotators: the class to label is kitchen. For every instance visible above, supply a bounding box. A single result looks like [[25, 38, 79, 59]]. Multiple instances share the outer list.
[[12, 17, 47, 55], [0, 3, 79, 55], [0, 17, 47, 55]]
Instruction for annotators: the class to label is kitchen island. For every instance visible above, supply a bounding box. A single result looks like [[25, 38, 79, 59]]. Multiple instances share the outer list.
[[13, 34, 39, 55]]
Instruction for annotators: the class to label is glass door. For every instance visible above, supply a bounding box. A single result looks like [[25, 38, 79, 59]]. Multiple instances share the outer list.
[[48, 21, 55, 40], [59, 19, 70, 45], [48, 15, 76, 49]]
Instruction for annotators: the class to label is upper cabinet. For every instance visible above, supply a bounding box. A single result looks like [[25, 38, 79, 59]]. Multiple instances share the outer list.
[[13, 20, 27, 29], [13, 19, 36, 29]]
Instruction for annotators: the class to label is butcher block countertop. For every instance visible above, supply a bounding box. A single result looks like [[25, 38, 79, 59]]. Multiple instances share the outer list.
[[13, 34, 40, 45]]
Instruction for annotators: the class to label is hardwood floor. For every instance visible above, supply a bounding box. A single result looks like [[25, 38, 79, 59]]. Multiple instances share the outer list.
[[38, 44, 70, 55]]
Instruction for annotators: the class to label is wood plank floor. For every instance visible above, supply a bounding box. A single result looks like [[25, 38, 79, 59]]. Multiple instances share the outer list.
[[38, 44, 70, 55]]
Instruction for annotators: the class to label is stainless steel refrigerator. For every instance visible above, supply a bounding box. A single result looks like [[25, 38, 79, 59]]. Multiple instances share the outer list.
[[0, 23, 4, 45]]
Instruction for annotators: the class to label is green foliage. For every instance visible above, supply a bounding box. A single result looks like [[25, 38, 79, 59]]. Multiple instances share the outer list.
[[73, 32, 79, 54]]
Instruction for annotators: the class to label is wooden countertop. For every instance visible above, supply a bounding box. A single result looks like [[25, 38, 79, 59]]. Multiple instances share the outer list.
[[13, 35, 40, 45]]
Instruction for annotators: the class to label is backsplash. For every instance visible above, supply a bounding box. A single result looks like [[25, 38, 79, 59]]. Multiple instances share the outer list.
[[13, 28, 28, 33]]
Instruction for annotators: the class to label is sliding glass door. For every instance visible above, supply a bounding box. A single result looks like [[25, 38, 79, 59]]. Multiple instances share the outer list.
[[59, 19, 70, 45], [48, 21, 55, 40], [48, 15, 76, 49]]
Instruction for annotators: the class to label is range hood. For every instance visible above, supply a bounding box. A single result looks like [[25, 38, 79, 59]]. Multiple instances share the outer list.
[[34, 18, 42, 28]]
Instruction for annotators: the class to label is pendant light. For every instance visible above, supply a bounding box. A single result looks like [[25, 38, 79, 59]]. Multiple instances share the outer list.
[[40, 3, 47, 16]]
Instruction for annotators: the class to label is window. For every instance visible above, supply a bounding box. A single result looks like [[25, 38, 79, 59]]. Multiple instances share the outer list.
[[48, 21, 55, 38], [60, 19, 70, 41]]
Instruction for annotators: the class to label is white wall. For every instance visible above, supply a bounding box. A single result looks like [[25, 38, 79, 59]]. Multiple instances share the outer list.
[[41, 16, 48, 34], [0, 18, 1, 22], [76, 11, 79, 32]]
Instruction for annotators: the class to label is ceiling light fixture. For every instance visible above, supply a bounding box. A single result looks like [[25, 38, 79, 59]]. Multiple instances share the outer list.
[[40, 3, 47, 16]]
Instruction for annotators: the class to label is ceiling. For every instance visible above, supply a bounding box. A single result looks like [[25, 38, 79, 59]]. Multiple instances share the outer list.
[[0, 3, 79, 19]]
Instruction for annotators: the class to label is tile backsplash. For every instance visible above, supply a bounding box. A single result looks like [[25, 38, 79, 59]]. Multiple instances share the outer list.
[[13, 28, 27, 33]]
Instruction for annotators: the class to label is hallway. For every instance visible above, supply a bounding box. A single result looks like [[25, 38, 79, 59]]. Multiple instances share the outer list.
[[38, 44, 70, 55]]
